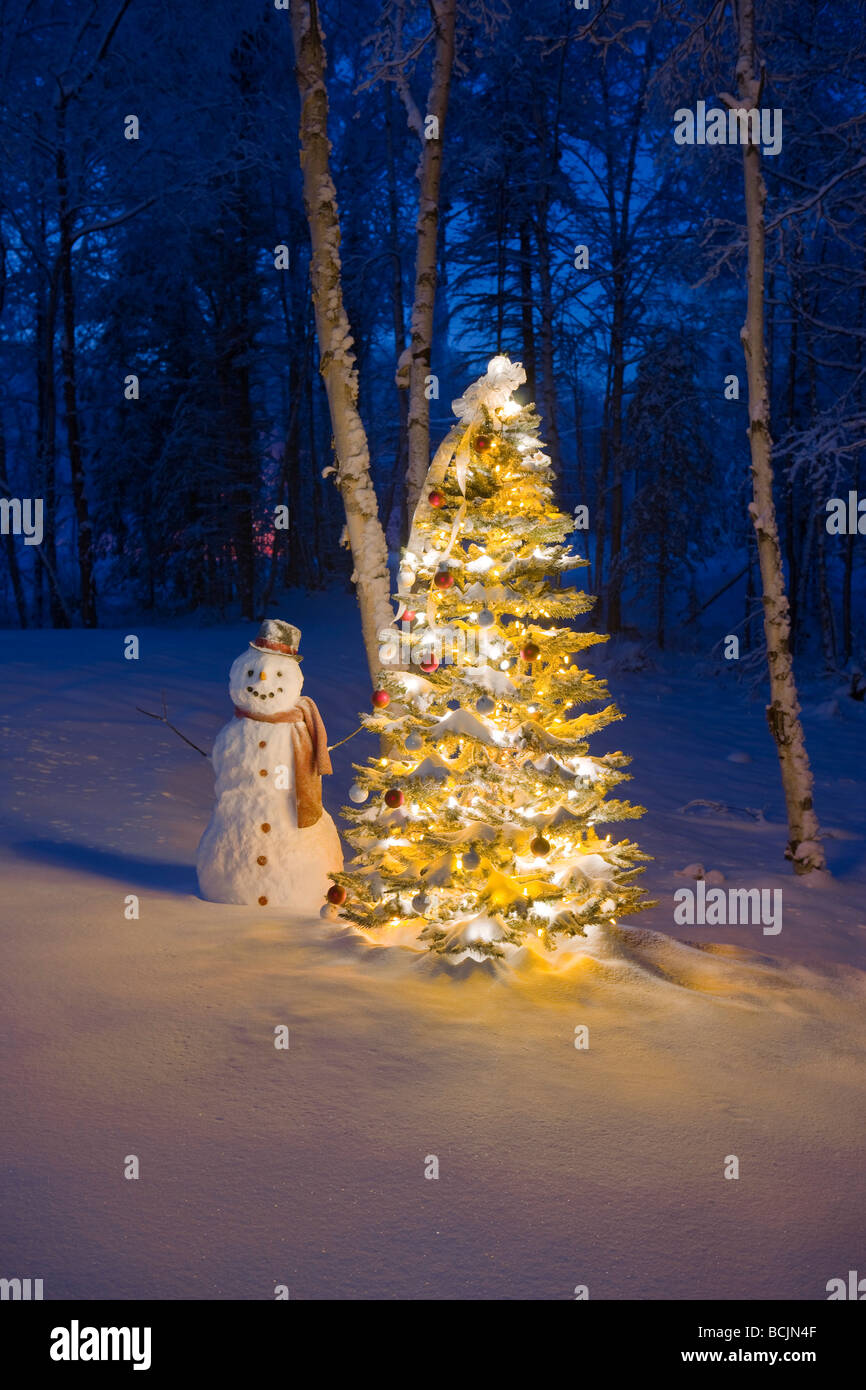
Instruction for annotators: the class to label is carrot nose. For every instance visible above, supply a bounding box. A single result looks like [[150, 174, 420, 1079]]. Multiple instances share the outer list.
[[259, 671, 267, 681]]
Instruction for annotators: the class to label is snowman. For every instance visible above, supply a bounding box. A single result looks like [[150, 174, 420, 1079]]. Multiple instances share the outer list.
[[196, 620, 343, 913]]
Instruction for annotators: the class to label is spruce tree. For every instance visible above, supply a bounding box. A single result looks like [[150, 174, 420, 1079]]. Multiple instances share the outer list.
[[332, 356, 651, 957]]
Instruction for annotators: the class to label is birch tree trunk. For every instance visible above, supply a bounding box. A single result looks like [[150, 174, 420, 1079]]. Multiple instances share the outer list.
[[290, 0, 393, 681], [734, 0, 826, 873], [399, 0, 457, 519]]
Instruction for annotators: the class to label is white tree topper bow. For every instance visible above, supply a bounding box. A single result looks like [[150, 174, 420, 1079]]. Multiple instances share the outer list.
[[451, 355, 527, 425], [450, 355, 527, 496]]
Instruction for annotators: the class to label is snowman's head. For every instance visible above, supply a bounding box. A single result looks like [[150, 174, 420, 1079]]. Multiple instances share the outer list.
[[230, 647, 303, 716]]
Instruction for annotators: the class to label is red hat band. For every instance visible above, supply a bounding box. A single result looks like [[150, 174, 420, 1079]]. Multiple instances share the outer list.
[[254, 638, 297, 655]]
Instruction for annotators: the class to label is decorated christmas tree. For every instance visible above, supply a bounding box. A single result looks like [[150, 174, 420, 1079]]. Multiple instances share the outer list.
[[329, 355, 652, 958]]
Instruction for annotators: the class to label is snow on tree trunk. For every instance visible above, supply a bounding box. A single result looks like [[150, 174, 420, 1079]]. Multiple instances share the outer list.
[[401, 0, 457, 521], [734, 0, 826, 874], [290, 0, 392, 681]]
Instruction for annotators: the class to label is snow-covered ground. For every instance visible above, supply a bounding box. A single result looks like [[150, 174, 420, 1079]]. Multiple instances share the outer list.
[[1, 596, 864, 1300]]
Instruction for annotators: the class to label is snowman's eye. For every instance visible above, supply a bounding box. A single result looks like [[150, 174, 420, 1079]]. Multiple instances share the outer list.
[[277, 670, 282, 676], [247, 669, 253, 677]]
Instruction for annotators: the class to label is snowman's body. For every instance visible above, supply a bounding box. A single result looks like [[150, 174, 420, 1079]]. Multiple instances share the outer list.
[[196, 646, 342, 913]]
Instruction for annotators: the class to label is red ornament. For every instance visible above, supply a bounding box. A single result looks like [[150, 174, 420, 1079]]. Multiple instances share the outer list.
[[521, 643, 540, 661], [327, 884, 347, 905], [372, 689, 390, 708], [402, 609, 416, 624], [428, 490, 444, 507], [434, 570, 454, 589], [474, 434, 492, 452], [384, 788, 405, 808], [419, 655, 439, 673]]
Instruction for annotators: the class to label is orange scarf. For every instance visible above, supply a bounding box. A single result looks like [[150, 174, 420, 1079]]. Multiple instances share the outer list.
[[234, 696, 332, 828]]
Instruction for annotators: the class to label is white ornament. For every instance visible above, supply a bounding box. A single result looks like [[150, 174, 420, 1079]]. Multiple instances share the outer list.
[[349, 783, 369, 803]]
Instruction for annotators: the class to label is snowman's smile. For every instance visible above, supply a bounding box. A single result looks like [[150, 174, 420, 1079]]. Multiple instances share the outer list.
[[246, 686, 284, 699]]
